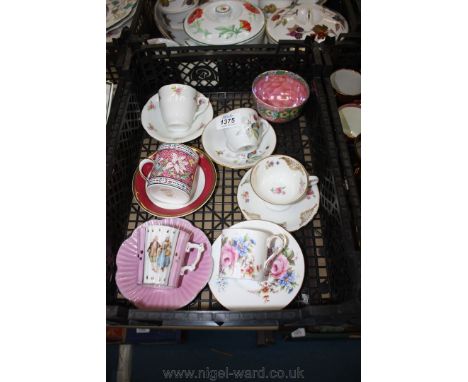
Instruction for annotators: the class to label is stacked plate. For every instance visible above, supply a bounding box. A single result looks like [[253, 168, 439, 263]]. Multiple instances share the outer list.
[[106, 81, 115, 122], [265, 1, 347, 43], [106, 0, 139, 42], [154, 0, 201, 45]]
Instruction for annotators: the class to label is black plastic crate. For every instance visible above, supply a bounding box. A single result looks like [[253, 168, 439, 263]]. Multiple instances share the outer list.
[[107, 38, 127, 83], [130, 0, 166, 36], [106, 41, 360, 330], [320, 41, 361, 247], [106, 0, 162, 83]]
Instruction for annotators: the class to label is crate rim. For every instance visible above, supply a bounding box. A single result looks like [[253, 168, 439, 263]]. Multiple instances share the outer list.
[[106, 42, 361, 330]]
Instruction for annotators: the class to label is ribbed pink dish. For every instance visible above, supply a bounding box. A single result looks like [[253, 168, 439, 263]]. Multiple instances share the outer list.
[[116, 218, 213, 310]]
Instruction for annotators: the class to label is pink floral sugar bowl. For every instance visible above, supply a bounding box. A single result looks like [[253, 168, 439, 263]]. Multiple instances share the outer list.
[[252, 70, 310, 123]]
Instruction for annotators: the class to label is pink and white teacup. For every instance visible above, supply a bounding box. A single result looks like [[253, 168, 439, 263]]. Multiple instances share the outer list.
[[137, 224, 204, 288], [219, 228, 288, 281], [138, 143, 199, 205]]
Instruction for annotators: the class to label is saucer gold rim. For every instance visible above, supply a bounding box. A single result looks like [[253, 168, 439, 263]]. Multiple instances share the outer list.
[[132, 147, 217, 218]]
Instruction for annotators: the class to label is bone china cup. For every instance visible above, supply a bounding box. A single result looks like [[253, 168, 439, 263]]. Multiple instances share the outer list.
[[158, 84, 209, 135], [138, 225, 205, 288], [138, 143, 199, 205], [250, 155, 318, 206], [220, 108, 267, 153], [219, 228, 288, 281]]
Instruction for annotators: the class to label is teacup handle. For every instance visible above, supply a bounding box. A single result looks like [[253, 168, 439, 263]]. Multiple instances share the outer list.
[[180, 242, 205, 275], [193, 94, 209, 122], [138, 159, 154, 182], [309, 175, 319, 185], [263, 233, 288, 271], [257, 118, 269, 143]]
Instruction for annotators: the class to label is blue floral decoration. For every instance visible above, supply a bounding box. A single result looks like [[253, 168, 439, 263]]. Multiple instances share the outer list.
[[232, 237, 255, 257], [279, 271, 296, 293]]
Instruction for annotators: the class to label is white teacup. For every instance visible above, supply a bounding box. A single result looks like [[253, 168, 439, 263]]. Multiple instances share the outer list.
[[219, 228, 288, 281], [218, 108, 267, 153], [158, 84, 209, 135], [250, 155, 319, 211]]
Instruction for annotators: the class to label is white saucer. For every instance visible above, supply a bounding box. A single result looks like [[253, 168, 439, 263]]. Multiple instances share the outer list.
[[141, 93, 213, 143], [202, 117, 276, 169], [208, 220, 305, 311], [237, 169, 320, 232], [147, 167, 205, 210]]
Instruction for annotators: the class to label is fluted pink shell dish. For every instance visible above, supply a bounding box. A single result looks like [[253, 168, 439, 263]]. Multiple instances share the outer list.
[[116, 217, 213, 310]]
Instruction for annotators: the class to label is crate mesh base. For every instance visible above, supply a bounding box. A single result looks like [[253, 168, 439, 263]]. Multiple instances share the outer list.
[[117, 91, 338, 311], [107, 43, 359, 327]]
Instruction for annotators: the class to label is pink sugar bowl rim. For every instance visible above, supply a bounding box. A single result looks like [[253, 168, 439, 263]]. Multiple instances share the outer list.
[[252, 70, 310, 109]]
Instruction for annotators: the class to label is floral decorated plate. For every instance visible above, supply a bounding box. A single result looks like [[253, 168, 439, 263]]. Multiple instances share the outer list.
[[237, 168, 319, 231], [201, 115, 276, 169], [141, 92, 213, 143], [154, 0, 191, 44], [159, 0, 198, 14], [106, 0, 138, 30], [266, 3, 348, 43], [261, 0, 327, 15], [208, 220, 304, 311], [133, 147, 217, 218], [116, 218, 213, 310], [184, 1, 265, 45], [146, 38, 180, 47]]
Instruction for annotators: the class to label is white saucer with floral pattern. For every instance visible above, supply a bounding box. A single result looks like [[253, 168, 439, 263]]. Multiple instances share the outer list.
[[141, 93, 213, 143], [266, 3, 348, 43], [237, 168, 320, 232], [208, 220, 305, 311], [201, 116, 276, 169]]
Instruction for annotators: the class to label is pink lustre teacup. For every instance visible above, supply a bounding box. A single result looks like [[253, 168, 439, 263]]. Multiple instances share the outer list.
[[137, 224, 205, 288], [158, 84, 209, 135], [219, 228, 288, 281], [252, 70, 310, 123], [138, 143, 199, 204], [250, 155, 318, 210]]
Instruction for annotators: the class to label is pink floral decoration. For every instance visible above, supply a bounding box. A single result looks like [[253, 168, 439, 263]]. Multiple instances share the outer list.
[[270, 254, 289, 279], [221, 243, 239, 269]]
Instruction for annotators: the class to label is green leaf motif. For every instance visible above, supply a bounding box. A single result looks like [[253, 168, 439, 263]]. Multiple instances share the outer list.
[[215, 25, 242, 39], [190, 19, 211, 37], [250, 123, 260, 140], [282, 247, 294, 261]]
